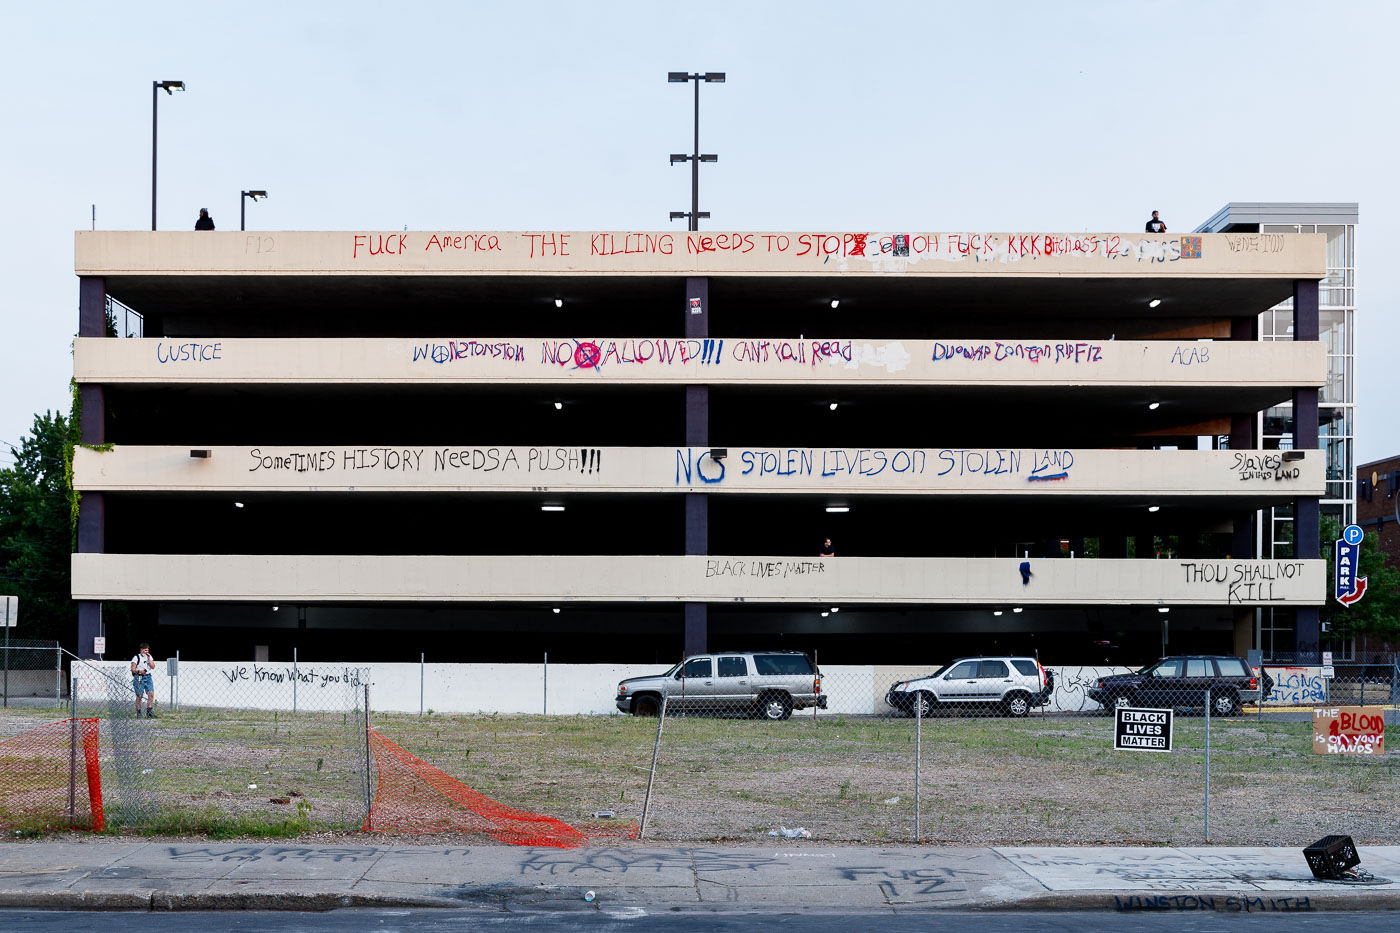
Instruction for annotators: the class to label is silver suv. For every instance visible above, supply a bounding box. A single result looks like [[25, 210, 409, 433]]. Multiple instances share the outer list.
[[886, 656, 1053, 718], [616, 651, 826, 721]]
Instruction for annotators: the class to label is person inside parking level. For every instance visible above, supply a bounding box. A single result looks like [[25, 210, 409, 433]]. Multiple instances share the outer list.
[[820, 537, 835, 557], [131, 643, 157, 718]]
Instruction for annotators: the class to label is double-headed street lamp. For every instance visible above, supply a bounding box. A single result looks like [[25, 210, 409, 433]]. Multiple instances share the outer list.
[[668, 71, 724, 231], [241, 190, 268, 231], [152, 80, 186, 230]]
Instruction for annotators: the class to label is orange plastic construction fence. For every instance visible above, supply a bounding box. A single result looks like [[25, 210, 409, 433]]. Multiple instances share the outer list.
[[363, 728, 635, 847], [0, 718, 104, 832]]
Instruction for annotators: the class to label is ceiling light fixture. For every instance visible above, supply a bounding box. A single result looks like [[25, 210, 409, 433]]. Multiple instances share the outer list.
[[554, 298, 563, 308], [541, 505, 565, 512], [1158, 607, 1170, 613], [1012, 607, 1024, 613], [820, 611, 829, 618], [1148, 401, 1161, 411], [1148, 505, 1161, 513], [830, 607, 840, 613], [825, 506, 849, 513], [993, 610, 1004, 617], [552, 607, 561, 614], [829, 402, 838, 411], [234, 501, 245, 509], [553, 401, 563, 410], [1148, 298, 1162, 308], [830, 299, 840, 309]]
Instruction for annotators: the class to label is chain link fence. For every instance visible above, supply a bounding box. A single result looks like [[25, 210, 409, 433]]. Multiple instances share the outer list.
[[614, 650, 1399, 845], [0, 654, 373, 834], [3, 648, 1397, 845], [0, 639, 65, 707]]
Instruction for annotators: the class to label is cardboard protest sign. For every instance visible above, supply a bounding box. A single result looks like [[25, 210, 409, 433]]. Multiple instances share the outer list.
[[1312, 706, 1386, 755]]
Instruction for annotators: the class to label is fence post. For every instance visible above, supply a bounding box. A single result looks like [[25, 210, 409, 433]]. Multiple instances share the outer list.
[[1393, 656, 1400, 728], [420, 652, 425, 717], [543, 651, 548, 716], [293, 647, 298, 713], [3, 620, 9, 708], [175, 651, 179, 711], [914, 699, 922, 843], [638, 694, 668, 839], [55, 642, 61, 707], [813, 650, 819, 722], [364, 682, 373, 817], [68, 677, 78, 825], [1204, 687, 1211, 842]]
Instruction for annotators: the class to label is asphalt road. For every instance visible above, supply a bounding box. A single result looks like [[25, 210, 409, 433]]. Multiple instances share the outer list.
[[2, 910, 1398, 932]]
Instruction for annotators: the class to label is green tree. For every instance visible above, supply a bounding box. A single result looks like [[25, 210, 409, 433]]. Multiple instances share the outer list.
[[0, 404, 79, 643], [1320, 516, 1400, 637]]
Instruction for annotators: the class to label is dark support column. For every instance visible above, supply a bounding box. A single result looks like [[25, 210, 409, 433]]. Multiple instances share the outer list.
[[1101, 537, 1127, 559], [1069, 536, 1085, 558], [1134, 534, 1154, 560], [79, 276, 106, 336], [1231, 512, 1256, 560], [1230, 316, 1257, 342], [683, 277, 709, 656], [77, 277, 108, 659], [1293, 279, 1321, 660]]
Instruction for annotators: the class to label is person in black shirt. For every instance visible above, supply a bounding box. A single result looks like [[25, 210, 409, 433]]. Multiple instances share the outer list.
[[1145, 211, 1166, 233], [819, 538, 836, 557], [195, 208, 215, 230]]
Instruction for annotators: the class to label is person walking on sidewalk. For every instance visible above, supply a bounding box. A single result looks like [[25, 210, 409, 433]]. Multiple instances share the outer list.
[[131, 643, 157, 718]]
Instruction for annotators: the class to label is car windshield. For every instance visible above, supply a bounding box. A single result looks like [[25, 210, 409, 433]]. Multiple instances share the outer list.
[[923, 664, 952, 679]]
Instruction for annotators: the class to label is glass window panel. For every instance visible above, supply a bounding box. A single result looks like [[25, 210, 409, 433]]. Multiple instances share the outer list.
[[1319, 311, 1347, 354], [1186, 659, 1211, 677], [1261, 224, 1302, 233], [1153, 660, 1183, 678], [718, 657, 747, 678], [978, 660, 1008, 678], [947, 661, 979, 680], [1322, 356, 1348, 403], [683, 658, 712, 679]]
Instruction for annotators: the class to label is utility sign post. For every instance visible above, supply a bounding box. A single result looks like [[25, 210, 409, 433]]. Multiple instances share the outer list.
[[1335, 523, 1367, 607], [1114, 707, 1174, 752], [1, 595, 15, 709]]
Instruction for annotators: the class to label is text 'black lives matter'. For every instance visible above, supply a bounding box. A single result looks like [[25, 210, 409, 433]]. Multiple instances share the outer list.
[[1114, 707, 1174, 752]]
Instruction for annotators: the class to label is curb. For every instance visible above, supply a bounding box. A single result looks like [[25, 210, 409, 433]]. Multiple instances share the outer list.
[[0, 886, 1398, 913]]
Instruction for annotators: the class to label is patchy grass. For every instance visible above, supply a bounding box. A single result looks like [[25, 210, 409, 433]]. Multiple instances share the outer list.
[[2, 706, 1398, 845]]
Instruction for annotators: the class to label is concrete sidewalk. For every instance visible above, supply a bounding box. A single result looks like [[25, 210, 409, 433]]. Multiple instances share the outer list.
[[0, 840, 1397, 913]]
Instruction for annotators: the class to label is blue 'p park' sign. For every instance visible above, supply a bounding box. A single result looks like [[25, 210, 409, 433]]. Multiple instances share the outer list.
[[1334, 524, 1366, 607]]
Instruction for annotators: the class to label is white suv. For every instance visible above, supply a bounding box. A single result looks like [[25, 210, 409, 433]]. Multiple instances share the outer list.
[[886, 656, 1053, 718]]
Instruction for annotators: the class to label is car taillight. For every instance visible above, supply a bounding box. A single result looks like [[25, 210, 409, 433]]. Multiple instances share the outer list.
[[1248, 677, 1257, 689], [1038, 662, 1047, 688], [1096, 679, 1104, 688], [814, 675, 822, 694]]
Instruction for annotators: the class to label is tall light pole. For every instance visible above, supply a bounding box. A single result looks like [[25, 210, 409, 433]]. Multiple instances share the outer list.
[[240, 190, 268, 231], [668, 71, 724, 230], [152, 80, 186, 230]]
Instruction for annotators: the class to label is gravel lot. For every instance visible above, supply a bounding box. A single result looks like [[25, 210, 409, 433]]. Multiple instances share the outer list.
[[2, 706, 1397, 845]]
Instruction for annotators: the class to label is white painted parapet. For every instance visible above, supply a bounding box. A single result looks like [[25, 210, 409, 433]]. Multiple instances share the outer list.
[[72, 554, 1325, 606], [73, 337, 1324, 387], [74, 446, 1324, 497], [75, 230, 1325, 278], [83, 661, 1305, 716]]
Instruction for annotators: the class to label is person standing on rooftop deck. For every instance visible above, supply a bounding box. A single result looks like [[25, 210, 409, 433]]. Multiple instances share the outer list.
[[1145, 211, 1167, 233]]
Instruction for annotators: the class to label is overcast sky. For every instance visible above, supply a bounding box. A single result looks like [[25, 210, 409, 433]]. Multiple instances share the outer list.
[[0, 1, 1393, 468]]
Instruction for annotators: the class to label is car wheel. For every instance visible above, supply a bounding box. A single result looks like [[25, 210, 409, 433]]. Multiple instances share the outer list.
[[634, 695, 660, 717], [1211, 689, 1240, 717], [911, 691, 934, 719], [759, 692, 793, 721], [1004, 692, 1031, 718]]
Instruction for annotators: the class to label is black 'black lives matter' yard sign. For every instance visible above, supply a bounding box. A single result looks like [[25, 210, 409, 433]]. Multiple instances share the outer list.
[[1114, 707, 1174, 752]]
